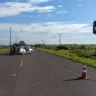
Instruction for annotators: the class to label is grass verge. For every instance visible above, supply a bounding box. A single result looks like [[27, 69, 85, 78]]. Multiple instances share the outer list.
[[0, 48, 9, 54], [38, 48, 96, 68]]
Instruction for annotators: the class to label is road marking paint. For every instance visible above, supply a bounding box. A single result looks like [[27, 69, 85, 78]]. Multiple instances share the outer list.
[[0, 89, 4, 93], [20, 60, 24, 67], [12, 74, 16, 76]]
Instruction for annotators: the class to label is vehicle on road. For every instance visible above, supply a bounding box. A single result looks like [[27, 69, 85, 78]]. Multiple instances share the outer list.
[[19, 46, 26, 55], [25, 46, 33, 55], [10, 43, 19, 55], [10, 44, 33, 55]]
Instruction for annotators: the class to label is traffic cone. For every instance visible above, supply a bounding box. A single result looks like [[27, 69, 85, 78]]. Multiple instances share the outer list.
[[81, 64, 88, 79]]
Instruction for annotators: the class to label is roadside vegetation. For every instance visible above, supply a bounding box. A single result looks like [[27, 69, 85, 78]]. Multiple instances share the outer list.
[[34, 44, 96, 68], [0, 46, 10, 53]]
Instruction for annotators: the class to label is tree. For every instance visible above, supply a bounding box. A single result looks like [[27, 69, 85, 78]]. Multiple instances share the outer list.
[[18, 41, 26, 46]]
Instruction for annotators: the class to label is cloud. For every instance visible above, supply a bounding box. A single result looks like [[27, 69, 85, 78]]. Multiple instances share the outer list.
[[0, 2, 55, 17], [0, 22, 91, 35], [17, 15, 33, 17], [29, 0, 50, 4], [57, 5, 63, 8], [0, 22, 92, 44], [56, 10, 68, 14], [35, 6, 56, 12]]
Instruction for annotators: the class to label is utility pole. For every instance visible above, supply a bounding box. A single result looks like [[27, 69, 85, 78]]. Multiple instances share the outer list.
[[59, 34, 61, 45], [16, 35, 17, 43], [10, 27, 12, 46], [10, 27, 12, 54]]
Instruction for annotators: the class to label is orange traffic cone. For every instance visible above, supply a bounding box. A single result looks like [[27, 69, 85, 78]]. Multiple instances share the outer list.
[[81, 64, 88, 79]]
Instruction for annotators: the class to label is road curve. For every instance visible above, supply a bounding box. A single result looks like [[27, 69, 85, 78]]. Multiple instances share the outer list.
[[0, 49, 96, 96]]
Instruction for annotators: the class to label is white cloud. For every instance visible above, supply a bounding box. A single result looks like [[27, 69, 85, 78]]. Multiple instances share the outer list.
[[0, 2, 55, 17], [29, 0, 50, 4], [0, 22, 91, 35], [57, 5, 63, 8], [35, 6, 55, 12], [17, 15, 33, 17], [0, 22, 92, 44], [56, 10, 68, 14]]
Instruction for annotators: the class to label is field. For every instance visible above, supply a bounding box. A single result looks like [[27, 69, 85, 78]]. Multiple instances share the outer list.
[[34, 44, 96, 68], [0, 46, 10, 53]]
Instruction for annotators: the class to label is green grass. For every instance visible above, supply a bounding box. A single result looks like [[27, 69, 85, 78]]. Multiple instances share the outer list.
[[38, 48, 96, 68], [0, 48, 9, 53]]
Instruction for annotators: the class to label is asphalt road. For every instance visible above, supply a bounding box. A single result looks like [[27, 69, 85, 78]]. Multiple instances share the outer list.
[[0, 49, 96, 96]]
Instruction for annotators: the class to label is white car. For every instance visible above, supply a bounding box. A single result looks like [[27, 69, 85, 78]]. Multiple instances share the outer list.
[[26, 47, 33, 54], [19, 47, 26, 55], [29, 48, 33, 53]]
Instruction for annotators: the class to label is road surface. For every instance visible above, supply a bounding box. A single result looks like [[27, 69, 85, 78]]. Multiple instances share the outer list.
[[0, 49, 96, 96]]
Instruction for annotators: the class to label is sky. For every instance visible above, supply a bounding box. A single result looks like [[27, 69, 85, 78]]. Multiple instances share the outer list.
[[0, 0, 96, 45]]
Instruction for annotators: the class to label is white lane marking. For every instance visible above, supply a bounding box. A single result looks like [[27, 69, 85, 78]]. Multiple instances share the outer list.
[[0, 89, 4, 93], [12, 74, 16, 76]]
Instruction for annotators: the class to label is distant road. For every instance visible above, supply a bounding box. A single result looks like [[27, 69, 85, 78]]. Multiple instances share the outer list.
[[0, 49, 96, 96]]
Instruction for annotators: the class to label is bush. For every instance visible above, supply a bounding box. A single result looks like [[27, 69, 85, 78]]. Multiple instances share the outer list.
[[56, 45, 68, 50], [36, 44, 96, 59], [34, 44, 42, 47]]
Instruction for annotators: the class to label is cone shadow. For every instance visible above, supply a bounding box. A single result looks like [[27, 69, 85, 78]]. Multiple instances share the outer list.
[[62, 77, 89, 82]]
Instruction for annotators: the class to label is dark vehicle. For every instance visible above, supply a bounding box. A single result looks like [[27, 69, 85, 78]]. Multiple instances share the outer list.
[[10, 43, 19, 55]]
